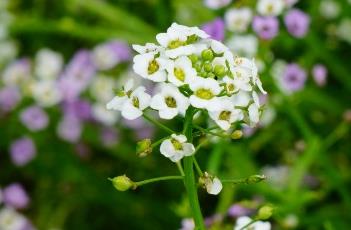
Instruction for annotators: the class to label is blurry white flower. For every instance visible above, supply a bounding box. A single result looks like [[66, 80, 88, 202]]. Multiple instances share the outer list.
[[257, 0, 284, 16], [160, 134, 195, 162], [0, 208, 31, 230], [225, 8, 253, 32], [151, 83, 189, 119], [320, 0, 340, 19], [226, 34, 258, 58], [0, 40, 18, 65], [209, 97, 242, 130], [204, 0, 231, 9], [166, 56, 197, 86], [2, 59, 30, 86], [133, 52, 168, 82], [90, 75, 116, 102], [133, 43, 161, 54], [31, 80, 62, 107], [92, 103, 119, 126], [35, 48, 63, 80], [179, 218, 195, 230], [189, 78, 221, 111], [336, 19, 351, 44], [234, 216, 271, 230], [106, 79, 134, 111], [248, 103, 260, 124]]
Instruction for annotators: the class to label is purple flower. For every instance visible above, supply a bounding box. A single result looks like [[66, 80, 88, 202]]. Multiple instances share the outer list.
[[57, 114, 82, 143], [281, 63, 307, 92], [59, 50, 96, 101], [252, 16, 279, 40], [312, 64, 327, 87], [92, 41, 131, 70], [20, 106, 49, 131], [284, 9, 310, 38], [228, 204, 251, 218], [202, 18, 225, 41], [2, 183, 29, 209], [0, 86, 21, 112], [10, 137, 36, 166], [62, 99, 92, 121]]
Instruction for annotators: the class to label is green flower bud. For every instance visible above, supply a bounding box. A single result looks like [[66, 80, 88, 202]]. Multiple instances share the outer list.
[[200, 71, 208, 78], [214, 65, 226, 77], [201, 49, 214, 61], [110, 175, 135, 191], [231, 130, 243, 139], [188, 54, 198, 64], [194, 62, 202, 72], [207, 72, 215, 79], [203, 62, 213, 72], [136, 139, 152, 157], [257, 205, 274, 220], [247, 174, 266, 184]]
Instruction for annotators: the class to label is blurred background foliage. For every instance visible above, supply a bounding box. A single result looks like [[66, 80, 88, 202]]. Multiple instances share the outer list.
[[1, 0, 351, 229]]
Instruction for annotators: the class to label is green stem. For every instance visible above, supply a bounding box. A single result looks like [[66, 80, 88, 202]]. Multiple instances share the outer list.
[[183, 107, 205, 230], [176, 161, 185, 176], [192, 156, 203, 177], [143, 113, 175, 134], [194, 124, 228, 138], [135, 176, 183, 187]]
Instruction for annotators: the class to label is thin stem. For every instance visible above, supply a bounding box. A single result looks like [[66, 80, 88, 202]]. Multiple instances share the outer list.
[[176, 161, 185, 176], [192, 156, 203, 177], [143, 113, 175, 134], [183, 107, 206, 230], [135, 176, 183, 187], [193, 125, 228, 138], [239, 219, 257, 230]]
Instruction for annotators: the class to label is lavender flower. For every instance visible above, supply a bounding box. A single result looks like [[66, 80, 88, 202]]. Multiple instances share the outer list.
[[2, 183, 29, 209], [281, 63, 307, 92], [20, 106, 49, 131], [312, 64, 327, 87], [0, 86, 21, 112], [92, 41, 131, 70], [101, 127, 119, 147], [252, 16, 279, 40], [228, 204, 251, 217], [202, 18, 225, 41], [284, 9, 310, 38], [10, 137, 36, 166], [63, 99, 92, 121], [57, 114, 82, 143]]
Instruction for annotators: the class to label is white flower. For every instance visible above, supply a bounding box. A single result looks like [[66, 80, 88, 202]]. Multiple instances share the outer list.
[[248, 103, 260, 124], [0, 208, 30, 230], [226, 34, 258, 58], [189, 78, 222, 111], [160, 134, 195, 162], [151, 83, 189, 119], [92, 103, 119, 126], [2, 60, 30, 86], [90, 75, 116, 102], [166, 56, 197, 86], [132, 43, 162, 54], [319, 0, 340, 19], [209, 97, 242, 130], [210, 40, 229, 54], [121, 86, 151, 120], [204, 0, 231, 9], [35, 48, 63, 80], [234, 216, 271, 230], [200, 172, 223, 195], [257, 0, 284, 16], [31, 80, 62, 107], [106, 79, 134, 111], [133, 52, 169, 82], [225, 8, 252, 32]]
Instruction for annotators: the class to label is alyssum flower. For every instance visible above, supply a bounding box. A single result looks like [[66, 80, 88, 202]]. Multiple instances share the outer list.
[[107, 23, 267, 229]]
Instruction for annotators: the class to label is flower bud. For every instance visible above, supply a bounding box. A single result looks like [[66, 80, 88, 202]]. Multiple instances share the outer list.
[[199, 172, 223, 195], [247, 174, 266, 184], [214, 65, 226, 77], [194, 62, 202, 72], [207, 72, 215, 79], [188, 54, 198, 64], [257, 205, 274, 220], [110, 175, 135, 191], [231, 130, 243, 139], [136, 139, 152, 157], [203, 62, 213, 72], [201, 49, 214, 61]]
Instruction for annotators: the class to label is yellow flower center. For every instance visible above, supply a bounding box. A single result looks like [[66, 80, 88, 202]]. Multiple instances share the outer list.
[[165, 96, 177, 108], [227, 83, 235, 93], [148, 59, 159, 75], [195, 88, 214, 100], [168, 39, 186, 49], [171, 138, 183, 150], [174, 67, 185, 82], [132, 96, 139, 108], [219, 111, 231, 121]]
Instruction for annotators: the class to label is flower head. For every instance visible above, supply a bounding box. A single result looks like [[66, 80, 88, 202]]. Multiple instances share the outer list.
[[234, 216, 271, 230], [257, 0, 284, 16], [312, 64, 327, 87], [199, 172, 223, 195], [284, 9, 310, 38], [2, 183, 29, 209], [202, 18, 225, 41], [280, 63, 307, 93], [10, 137, 36, 166], [252, 16, 279, 40], [225, 8, 253, 33], [20, 106, 49, 131], [160, 134, 195, 162]]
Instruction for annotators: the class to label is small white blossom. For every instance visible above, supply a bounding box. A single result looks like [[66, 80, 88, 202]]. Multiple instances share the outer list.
[[92, 103, 119, 126], [90, 75, 116, 102], [31, 80, 62, 107], [0, 208, 30, 230], [121, 86, 151, 120], [257, 0, 284, 16], [106, 79, 134, 111], [132, 43, 161, 54], [225, 8, 253, 32], [151, 83, 189, 119], [35, 49, 63, 80], [226, 34, 258, 58], [189, 78, 222, 111], [133, 52, 169, 82], [209, 97, 242, 130], [160, 134, 195, 162], [200, 172, 223, 195], [234, 216, 271, 230], [204, 0, 231, 9], [166, 56, 197, 86]]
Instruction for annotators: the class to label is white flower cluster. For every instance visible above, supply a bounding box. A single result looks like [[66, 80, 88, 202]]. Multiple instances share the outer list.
[[107, 23, 266, 130]]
